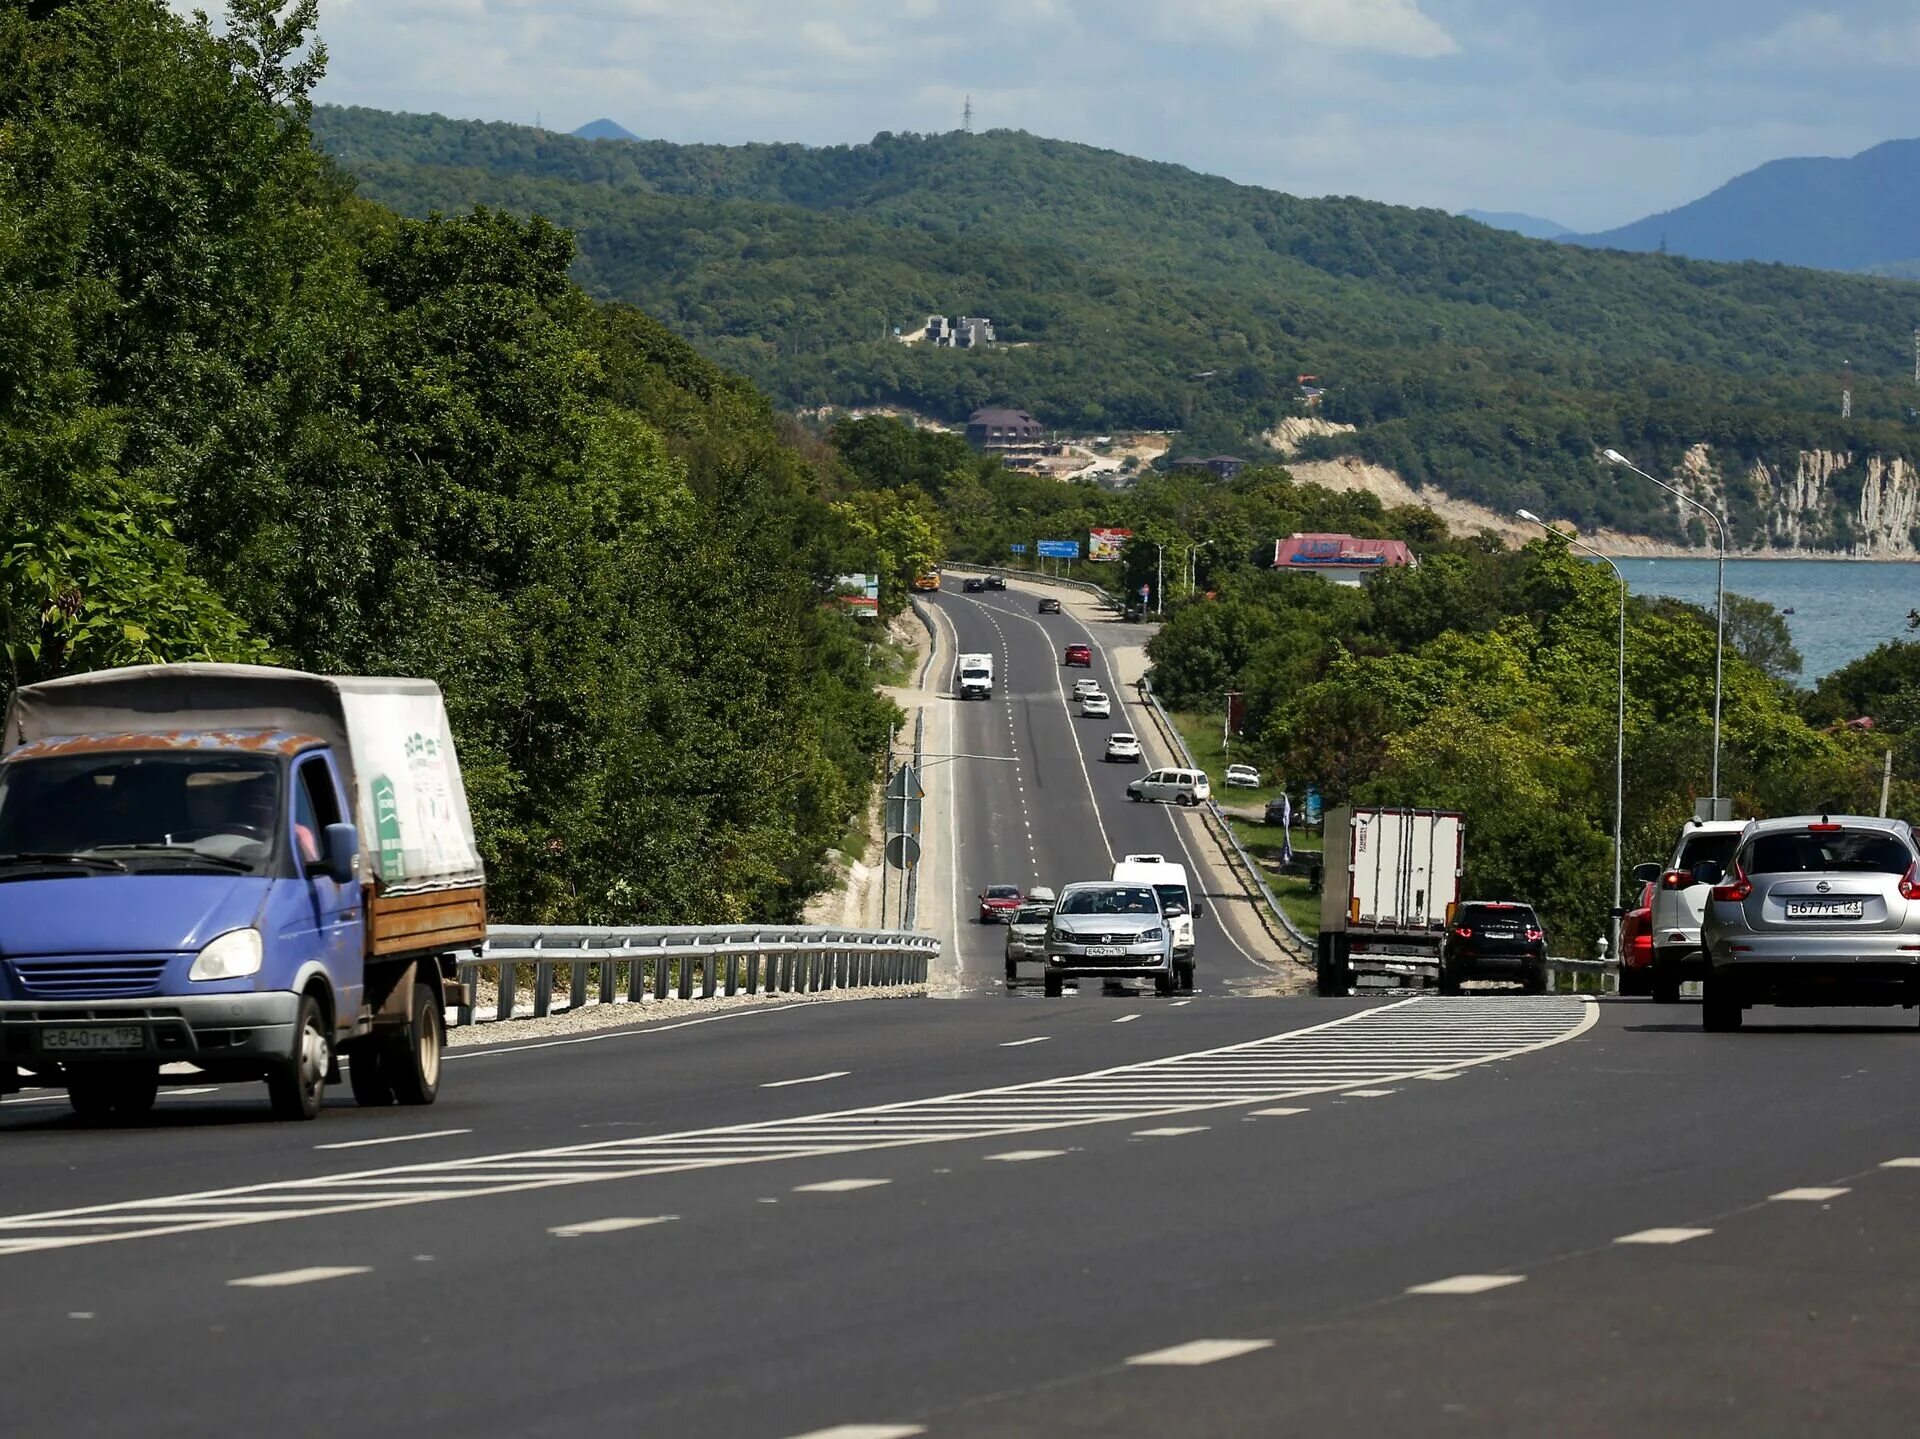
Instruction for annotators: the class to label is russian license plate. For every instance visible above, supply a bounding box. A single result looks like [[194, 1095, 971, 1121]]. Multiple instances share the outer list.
[[1483, 930, 1518, 940], [42, 1026, 144, 1053], [1083, 946, 1124, 958], [1785, 900, 1865, 919]]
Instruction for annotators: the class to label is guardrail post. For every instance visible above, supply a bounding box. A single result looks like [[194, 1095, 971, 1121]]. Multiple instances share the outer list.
[[628, 944, 648, 1004], [835, 947, 848, 989], [654, 941, 670, 1001], [458, 960, 476, 1027], [724, 946, 739, 997], [570, 953, 589, 1013], [600, 945, 619, 1006], [702, 947, 718, 999], [495, 946, 514, 1022], [678, 945, 696, 1000], [533, 938, 551, 1018]]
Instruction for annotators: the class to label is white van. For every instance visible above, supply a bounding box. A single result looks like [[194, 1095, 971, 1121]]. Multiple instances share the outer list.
[[956, 653, 994, 700], [1126, 767, 1210, 806], [1112, 854, 1201, 988]]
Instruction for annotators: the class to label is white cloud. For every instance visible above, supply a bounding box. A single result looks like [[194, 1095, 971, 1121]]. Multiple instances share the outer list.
[[1176, 0, 1459, 57]]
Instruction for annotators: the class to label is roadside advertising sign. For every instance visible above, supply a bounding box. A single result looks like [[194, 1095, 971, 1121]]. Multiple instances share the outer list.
[[1088, 527, 1132, 562], [1037, 540, 1081, 559], [836, 573, 880, 618]]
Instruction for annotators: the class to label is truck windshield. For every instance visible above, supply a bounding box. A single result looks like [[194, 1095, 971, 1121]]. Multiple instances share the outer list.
[[1152, 884, 1189, 915], [0, 752, 281, 874]]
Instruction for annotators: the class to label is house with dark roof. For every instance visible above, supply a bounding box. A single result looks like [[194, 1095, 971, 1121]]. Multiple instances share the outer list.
[[966, 408, 1045, 450]]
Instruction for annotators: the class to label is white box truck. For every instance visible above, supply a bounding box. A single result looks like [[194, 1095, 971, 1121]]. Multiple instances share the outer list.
[[1317, 807, 1464, 997], [1112, 854, 1200, 990], [957, 653, 994, 700]]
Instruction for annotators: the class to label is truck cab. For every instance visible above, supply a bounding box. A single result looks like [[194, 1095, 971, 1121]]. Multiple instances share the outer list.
[[957, 653, 994, 700], [1112, 854, 1201, 990], [0, 665, 484, 1122]]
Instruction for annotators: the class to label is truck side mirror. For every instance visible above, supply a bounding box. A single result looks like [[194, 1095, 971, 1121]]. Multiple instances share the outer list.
[[1631, 862, 1662, 884], [1192, 899, 1206, 917], [321, 823, 359, 886]]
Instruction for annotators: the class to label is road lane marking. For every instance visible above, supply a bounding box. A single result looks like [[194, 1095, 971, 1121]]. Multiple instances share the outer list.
[[1770, 1187, 1849, 1202], [1248, 1107, 1307, 1117], [762, 1072, 851, 1089], [1881, 1158, 1920, 1168], [1000, 1036, 1050, 1047], [1414, 1072, 1458, 1081], [1113, 1014, 1141, 1024], [794, 1179, 891, 1193], [315, 1129, 473, 1151], [785, 1426, 926, 1439], [1407, 1274, 1526, 1296], [549, 1216, 677, 1237], [1616, 1227, 1713, 1245], [161, 1087, 221, 1098], [1346, 1089, 1398, 1098], [985, 1149, 1066, 1162], [1126, 1339, 1273, 1367], [229, 1266, 370, 1289], [1134, 1127, 1208, 1137], [1171, 1000, 1192, 1007]]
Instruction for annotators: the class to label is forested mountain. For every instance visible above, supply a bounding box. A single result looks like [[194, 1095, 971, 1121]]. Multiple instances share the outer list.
[[310, 106, 1920, 546], [1566, 138, 1920, 273], [1461, 210, 1569, 240]]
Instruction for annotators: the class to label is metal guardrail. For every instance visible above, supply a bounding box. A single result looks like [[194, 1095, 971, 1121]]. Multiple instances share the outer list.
[[941, 562, 1114, 604], [455, 926, 938, 1026]]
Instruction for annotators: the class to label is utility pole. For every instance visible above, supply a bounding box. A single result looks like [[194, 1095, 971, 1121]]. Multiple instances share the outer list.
[[1882, 748, 1895, 818], [962, 95, 974, 134]]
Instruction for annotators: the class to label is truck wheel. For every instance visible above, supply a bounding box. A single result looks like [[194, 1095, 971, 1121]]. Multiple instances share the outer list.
[[1043, 974, 1063, 998], [347, 1047, 394, 1107], [267, 993, 330, 1121], [1701, 974, 1743, 1032], [1436, 961, 1462, 997], [383, 983, 444, 1106]]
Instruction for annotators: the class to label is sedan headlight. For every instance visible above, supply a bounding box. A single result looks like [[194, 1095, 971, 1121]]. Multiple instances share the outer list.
[[1139, 928, 1164, 943], [189, 927, 263, 981], [1052, 928, 1074, 943]]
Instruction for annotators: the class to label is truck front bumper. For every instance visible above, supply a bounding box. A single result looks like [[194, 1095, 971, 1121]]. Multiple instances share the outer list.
[[0, 992, 301, 1070]]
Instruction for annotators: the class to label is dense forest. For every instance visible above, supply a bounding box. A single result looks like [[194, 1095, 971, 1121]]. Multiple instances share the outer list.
[[0, 0, 944, 926], [311, 106, 1920, 546]]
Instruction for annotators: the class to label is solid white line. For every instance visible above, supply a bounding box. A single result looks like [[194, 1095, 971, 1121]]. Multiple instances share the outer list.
[[784, 1426, 926, 1439], [794, 1179, 891, 1194], [1126, 1338, 1273, 1367], [1880, 1158, 1920, 1169], [315, 1129, 473, 1151], [1113, 1014, 1141, 1024], [1000, 1037, 1050, 1047], [229, 1266, 370, 1289], [1408, 1274, 1525, 1296], [1248, 1107, 1307, 1117], [985, 1149, 1066, 1162], [761, 1072, 850, 1089], [1770, 1187, 1849, 1202], [549, 1216, 677, 1237], [1134, 1127, 1208, 1137], [1616, 1227, 1712, 1245]]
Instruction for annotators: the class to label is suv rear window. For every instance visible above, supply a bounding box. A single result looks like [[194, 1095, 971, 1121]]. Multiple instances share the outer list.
[[1744, 829, 1913, 876], [1457, 903, 1538, 927], [1674, 832, 1740, 871]]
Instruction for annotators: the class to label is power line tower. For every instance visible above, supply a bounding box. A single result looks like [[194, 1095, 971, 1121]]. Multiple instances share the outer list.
[[962, 95, 974, 134], [1841, 358, 1853, 420]]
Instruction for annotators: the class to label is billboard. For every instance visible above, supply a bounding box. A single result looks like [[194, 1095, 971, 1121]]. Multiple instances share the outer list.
[[835, 573, 881, 619], [1037, 539, 1081, 559], [1088, 527, 1133, 562]]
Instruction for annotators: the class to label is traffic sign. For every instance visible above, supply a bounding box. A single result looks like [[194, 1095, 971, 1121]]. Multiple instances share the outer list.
[[885, 833, 922, 870], [1010, 544, 1028, 555], [884, 763, 923, 838], [1037, 540, 1080, 559]]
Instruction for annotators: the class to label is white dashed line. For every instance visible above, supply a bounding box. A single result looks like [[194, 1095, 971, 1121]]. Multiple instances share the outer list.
[[761, 1072, 851, 1089], [794, 1179, 891, 1194], [228, 1266, 370, 1289], [784, 1426, 926, 1439], [1770, 1187, 1849, 1202], [985, 1149, 1067, 1162], [1126, 1339, 1273, 1367], [1414, 1072, 1459, 1081], [1248, 1107, 1307, 1117], [1407, 1274, 1526, 1296], [1880, 1158, 1920, 1169], [1134, 1127, 1208, 1138], [1346, 1089, 1397, 1098], [1615, 1228, 1712, 1245], [549, 1216, 677, 1238], [315, 1129, 473, 1151], [1113, 1014, 1141, 1024], [1000, 1037, 1051, 1047], [1170, 1000, 1192, 1007]]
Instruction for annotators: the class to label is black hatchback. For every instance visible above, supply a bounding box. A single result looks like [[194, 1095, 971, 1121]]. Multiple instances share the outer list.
[[1440, 901, 1548, 994]]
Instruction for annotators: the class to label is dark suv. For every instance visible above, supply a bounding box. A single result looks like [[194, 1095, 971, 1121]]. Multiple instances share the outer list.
[[962, 577, 986, 593], [1440, 902, 1548, 994], [985, 574, 1007, 591]]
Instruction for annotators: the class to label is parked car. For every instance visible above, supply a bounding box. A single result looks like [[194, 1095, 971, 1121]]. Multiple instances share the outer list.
[[1081, 693, 1112, 719], [962, 577, 986, 593], [1224, 763, 1260, 789], [1127, 768, 1211, 807], [1063, 644, 1092, 667], [1041, 881, 1177, 998], [1635, 818, 1747, 1003], [1004, 903, 1054, 982], [1439, 901, 1548, 994], [1072, 678, 1101, 699], [977, 884, 1024, 923], [1263, 796, 1292, 826], [1038, 598, 1062, 615], [1617, 881, 1656, 996], [1104, 733, 1142, 763], [1697, 815, 1920, 1032], [985, 574, 1007, 591]]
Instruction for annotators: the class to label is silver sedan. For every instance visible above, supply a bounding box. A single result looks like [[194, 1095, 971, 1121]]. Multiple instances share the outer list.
[[1699, 815, 1920, 1031], [1042, 881, 1175, 998]]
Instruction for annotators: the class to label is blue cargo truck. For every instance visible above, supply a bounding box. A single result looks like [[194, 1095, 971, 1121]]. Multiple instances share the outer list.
[[0, 665, 485, 1121]]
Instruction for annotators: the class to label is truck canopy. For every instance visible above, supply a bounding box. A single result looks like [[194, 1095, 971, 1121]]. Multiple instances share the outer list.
[[3, 664, 482, 897]]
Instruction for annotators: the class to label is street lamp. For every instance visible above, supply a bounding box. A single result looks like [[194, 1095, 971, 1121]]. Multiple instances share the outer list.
[[1519, 509, 1627, 963], [1152, 541, 1166, 616], [1187, 540, 1213, 597], [1604, 449, 1726, 803]]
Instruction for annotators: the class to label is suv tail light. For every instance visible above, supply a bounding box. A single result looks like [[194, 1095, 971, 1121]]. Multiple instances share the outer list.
[[1712, 866, 1752, 903], [1660, 869, 1692, 889], [1525, 927, 1544, 941], [1453, 926, 1473, 939], [1901, 864, 1920, 902]]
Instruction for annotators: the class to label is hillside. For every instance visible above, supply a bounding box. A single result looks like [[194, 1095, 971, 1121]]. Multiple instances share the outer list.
[[310, 106, 1920, 549], [1461, 210, 1570, 240], [1566, 138, 1920, 273]]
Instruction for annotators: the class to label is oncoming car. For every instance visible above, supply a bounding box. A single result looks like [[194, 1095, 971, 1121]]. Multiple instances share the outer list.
[[1042, 882, 1176, 998], [1104, 733, 1142, 763], [1004, 902, 1054, 982], [1698, 815, 1920, 1032], [977, 884, 1024, 923]]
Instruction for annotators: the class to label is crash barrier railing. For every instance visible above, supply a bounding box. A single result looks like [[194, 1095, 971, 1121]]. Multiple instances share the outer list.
[[941, 562, 1114, 605], [455, 926, 938, 1026], [1545, 957, 1620, 995], [1136, 678, 1315, 963]]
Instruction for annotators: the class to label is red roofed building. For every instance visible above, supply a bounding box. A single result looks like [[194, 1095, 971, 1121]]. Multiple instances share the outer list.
[[1271, 533, 1415, 585]]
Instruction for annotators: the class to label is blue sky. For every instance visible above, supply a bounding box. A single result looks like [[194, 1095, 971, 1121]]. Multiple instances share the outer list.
[[186, 1, 1920, 230]]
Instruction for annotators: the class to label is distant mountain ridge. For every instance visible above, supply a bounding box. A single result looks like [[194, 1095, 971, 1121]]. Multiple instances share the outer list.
[[1461, 210, 1569, 240], [1565, 137, 1920, 274], [573, 118, 640, 142]]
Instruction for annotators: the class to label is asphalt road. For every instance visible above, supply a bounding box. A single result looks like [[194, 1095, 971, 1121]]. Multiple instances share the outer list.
[[6, 991, 1920, 1437]]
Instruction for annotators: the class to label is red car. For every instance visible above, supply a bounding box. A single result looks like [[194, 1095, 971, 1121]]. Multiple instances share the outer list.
[[1063, 644, 1092, 667], [1617, 881, 1655, 996], [978, 884, 1024, 923]]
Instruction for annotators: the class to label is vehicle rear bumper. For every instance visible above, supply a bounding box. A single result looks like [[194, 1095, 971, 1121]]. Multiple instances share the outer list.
[[0, 992, 300, 1069], [1450, 947, 1546, 974]]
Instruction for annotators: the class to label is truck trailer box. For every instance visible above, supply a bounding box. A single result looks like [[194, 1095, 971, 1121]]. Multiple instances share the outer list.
[[1317, 807, 1464, 996]]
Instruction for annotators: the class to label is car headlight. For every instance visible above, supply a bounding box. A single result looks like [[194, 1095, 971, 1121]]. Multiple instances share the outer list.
[[1139, 927, 1164, 943], [1052, 928, 1073, 943], [189, 927, 263, 981]]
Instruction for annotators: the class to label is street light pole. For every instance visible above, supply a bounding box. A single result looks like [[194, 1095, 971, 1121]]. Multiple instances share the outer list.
[[1605, 449, 1726, 804], [1519, 509, 1627, 963], [1187, 540, 1212, 597], [1154, 542, 1166, 616]]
